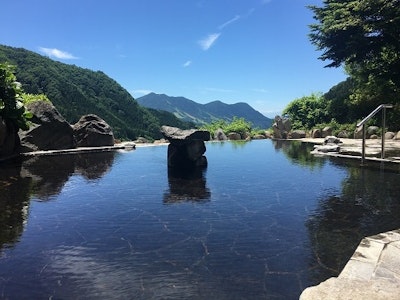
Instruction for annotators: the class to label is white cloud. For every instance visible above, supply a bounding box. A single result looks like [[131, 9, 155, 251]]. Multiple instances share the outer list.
[[183, 60, 192, 67], [198, 33, 221, 51], [39, 47, 78, 59], [218, 15, 241, 30]]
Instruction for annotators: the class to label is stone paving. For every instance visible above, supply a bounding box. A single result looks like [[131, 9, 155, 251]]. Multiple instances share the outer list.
[[300, 227, 400, 299], [304, 137, 400, 161]]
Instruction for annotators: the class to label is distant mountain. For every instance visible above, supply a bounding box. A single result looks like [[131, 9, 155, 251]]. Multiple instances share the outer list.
[[137, 93, 273, 129], [0, 45, 192, 140]]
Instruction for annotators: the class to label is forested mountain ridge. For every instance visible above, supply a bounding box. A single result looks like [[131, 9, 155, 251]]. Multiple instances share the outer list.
[[0, 44, 191, 140], [137, 93, 273, 129]]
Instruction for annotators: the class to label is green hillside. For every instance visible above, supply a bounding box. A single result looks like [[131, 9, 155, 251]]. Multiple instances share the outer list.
[[137, 93, 273, 129], [0, 45, 191, 140]]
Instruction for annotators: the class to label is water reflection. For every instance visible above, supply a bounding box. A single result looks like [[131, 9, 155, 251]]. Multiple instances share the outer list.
[[273, 140, 324, 169], [24, 152, 115, 200], [306, 159, 400, 284], [0, 152, 115, 249], [164, 167, 210, 203], [0, 160, 31, 249]]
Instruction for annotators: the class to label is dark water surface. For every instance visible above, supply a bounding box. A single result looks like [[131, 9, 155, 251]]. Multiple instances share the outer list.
[[1, 140, 400, 299]]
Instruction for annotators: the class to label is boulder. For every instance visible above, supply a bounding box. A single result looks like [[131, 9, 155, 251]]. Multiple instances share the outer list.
[[242, 132, 251, 141], [337, 131, 350, 138], [161, 126, 210, 169], [324, 136, 342, 145], [253, 134, 266, 140], [272, 115, 291, 139], [72, 114, 114, 147], [367, 126, 379, 137], [385, 132, 395, 139], [394, 131, 400, 140], [290, 130, 306, 139], [18, 101, 75, 152], [311, 128, 321, 138], [354, 126, 364, 139], [227, 132, 241, 140], [135, 137, 150, 144], [264, 131, 272, 139], [312, 144, 340, 153], [214, 128, 227, 141], [272, 126, 283, 139], [312, 135, 342, 154], [321, 126, 332, 138]]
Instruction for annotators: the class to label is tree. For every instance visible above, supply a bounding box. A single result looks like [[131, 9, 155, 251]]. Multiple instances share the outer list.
[[309, 0, 400, 128], [309, 0, 400, 84], [282, 93, 328, 129]]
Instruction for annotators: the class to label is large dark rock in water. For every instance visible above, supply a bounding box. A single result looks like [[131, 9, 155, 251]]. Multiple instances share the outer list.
[[18, 101, 75, 152], [161, 125, 210, 169], [72, 114, 114, 147]]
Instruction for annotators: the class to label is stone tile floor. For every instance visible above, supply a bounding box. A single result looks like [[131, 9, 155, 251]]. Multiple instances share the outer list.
[[300, 230, 400, 300]]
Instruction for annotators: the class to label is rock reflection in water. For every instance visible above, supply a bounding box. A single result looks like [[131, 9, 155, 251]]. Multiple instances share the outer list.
[[23, 152, 115, 200], [164, 167, 210, 203], [0, 151, 115, 249]]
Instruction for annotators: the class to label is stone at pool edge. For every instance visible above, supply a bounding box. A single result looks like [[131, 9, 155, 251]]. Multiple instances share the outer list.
[[300, 229, 400, 300], [160, 125, 210, 169]]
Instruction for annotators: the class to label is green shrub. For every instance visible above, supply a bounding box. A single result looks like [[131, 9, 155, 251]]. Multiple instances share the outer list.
[[0, 64, 32, 130], [200, 117, 253, 139], [21, 93, 51, 105]]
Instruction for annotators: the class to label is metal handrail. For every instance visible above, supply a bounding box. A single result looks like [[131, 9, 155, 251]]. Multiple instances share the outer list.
[[357, 104, 393, 165], [357, 104, 393, 127]]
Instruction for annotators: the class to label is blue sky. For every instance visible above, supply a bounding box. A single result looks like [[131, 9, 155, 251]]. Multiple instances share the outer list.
[[0, 0, 346, 117]]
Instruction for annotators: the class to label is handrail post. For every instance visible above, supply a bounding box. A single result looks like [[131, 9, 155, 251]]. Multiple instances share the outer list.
[[381, 106, 386, 159], [361, 124, 366, 165]]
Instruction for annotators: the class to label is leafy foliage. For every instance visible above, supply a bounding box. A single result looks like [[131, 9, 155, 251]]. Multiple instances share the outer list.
[[309, 0, 400, 75], [200, 117, 253, 138], [308, 0, 400, 129], [282, 93, 328, 130], [225, 117, 252, 136], [21, 93, 51, 105], [0, 64, 31, 131], [0, 45, 192, 140]]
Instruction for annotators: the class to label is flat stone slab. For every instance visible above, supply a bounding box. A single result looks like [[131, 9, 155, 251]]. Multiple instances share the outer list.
[[305, 138, 400, 157], [161, 125, 210, 142], [20, 144, 135, 157]]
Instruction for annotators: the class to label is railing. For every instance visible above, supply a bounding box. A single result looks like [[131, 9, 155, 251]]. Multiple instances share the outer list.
[[356, 104, 393, 165]]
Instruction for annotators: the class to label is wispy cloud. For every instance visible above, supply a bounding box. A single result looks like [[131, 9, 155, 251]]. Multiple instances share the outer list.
[[198, 33, 221, 51], [218, 15, 241, 30], [183, 60, 192, 67], [39, 47, 78, 59], [261, 0, 272, 4]]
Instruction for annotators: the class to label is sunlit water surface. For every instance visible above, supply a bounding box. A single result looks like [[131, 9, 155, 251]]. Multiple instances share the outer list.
[[1, 140, 400, 299]]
